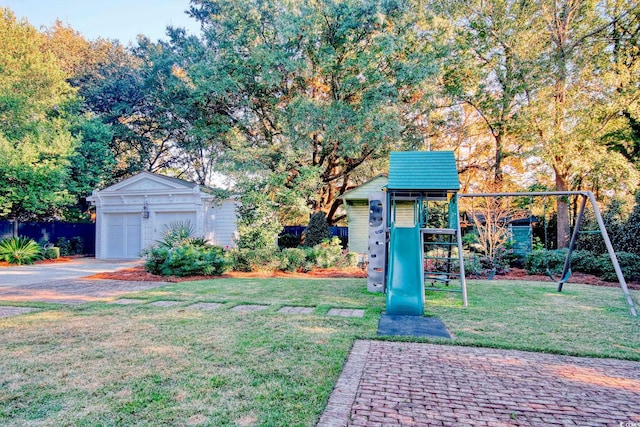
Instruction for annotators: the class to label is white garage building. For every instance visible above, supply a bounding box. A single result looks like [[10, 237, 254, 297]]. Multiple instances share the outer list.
[[87, 172, 238, 259]]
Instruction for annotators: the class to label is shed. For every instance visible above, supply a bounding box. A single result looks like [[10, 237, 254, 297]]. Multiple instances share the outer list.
[[87, 172, 238, 259], [340, 175, 414, 256]]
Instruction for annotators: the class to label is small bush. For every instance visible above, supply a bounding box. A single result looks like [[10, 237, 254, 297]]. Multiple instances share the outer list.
[[525, 249, 568, 275], [55, 236, 85, 256], [569, 250, 599, 275], [344, 252, 359, 267], [228, 248, 281, 272], [43, 246, 60, 260], [311, 237, 343, 268], [143, 243, 230, 277], [0, 237, 43, 265], [280, 247, 310, 272]]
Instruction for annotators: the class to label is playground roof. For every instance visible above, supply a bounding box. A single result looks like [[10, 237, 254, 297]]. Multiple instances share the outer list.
[[387, 151, 460, 191]]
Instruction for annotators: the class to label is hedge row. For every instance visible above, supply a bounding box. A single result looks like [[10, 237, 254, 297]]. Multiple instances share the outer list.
[[143, 237, 358, 277], [525, 249, 640, 282]]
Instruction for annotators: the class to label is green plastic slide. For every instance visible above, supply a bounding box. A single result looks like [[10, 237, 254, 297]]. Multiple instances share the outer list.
[[385, 224, 424, 316]]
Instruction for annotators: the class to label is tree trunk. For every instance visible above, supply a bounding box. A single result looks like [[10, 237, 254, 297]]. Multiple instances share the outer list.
[[555, 169, 570, 248]]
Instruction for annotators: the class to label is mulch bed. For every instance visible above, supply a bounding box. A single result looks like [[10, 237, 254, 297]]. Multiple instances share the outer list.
[[0, 256, 81, 268], [2, 257, 637, 290], [87, 266, 368, 282], [90, 265, 640, 290]]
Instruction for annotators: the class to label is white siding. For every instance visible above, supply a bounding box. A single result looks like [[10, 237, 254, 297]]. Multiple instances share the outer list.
[[206, 200, 238, 248]]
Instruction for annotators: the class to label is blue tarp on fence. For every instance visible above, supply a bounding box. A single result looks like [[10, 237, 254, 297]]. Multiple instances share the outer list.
[[0, 221, 95, 255]]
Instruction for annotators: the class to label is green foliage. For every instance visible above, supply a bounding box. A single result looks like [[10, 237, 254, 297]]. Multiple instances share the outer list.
[[303, 212, 331, 248], [227, 248, 281, 273], [525, 248, 640, 283], [234, 190, 282, 250], [344, 252, 359, 268], [568, 250, 600, 276], [55, 237, 85, 256], [42, 246, 60, 260], [0, 9, 88, 221], [144, 221, 230, 276], [525, 249, 568, 275], [228, 237, 350, 272], [143, 244, 230, 277], [0, 236, 43, 265], [307, 237, 343, 269], [156, 221, 199, 248], [594, 252, 640, 282], [185, 0, 441, 223], [278, 234, 301, 249], [279, 248, 310, 272], [617, 192, 640, 255]]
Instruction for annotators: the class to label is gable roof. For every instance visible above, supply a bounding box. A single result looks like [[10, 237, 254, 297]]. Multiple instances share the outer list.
[[93, 171, 200, 195], [340, 175, 388, 201], [387, 151, 460, 191]]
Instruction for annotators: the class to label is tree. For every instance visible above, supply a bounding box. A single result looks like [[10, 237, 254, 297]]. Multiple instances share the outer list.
[[303, 212, 331, 247], [187, 0, 447, 224], [437, 0, 541, 187], [525, 0, 638, 248], [0, 9, 78, 220]]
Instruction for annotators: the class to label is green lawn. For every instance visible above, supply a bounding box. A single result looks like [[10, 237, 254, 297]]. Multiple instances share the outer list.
[[0, 277, 637, 426]]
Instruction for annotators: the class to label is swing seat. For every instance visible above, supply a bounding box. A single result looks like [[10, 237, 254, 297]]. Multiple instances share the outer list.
[[546, 268, 572, 284]]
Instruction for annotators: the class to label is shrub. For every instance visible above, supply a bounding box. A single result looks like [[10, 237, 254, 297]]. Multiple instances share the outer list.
[[235, 190, 283, 250], [278, 233, 301, 249], [311, 237, 343, 268], [42, 246, 60, 260], [618, 192, 640, 255], [280, 247, 310, 272], [344, 252, 359, 268], [524, 249, 568, 275], [0, 237, 43, 265], [569, 250, 600, 275], [228, 248, 281, 272], [143, 243, 230, 277], [594, 252, 640, 282], [156, 221, 201, 248], [56, 236, 85, 256], [303, 212, 331, 247]]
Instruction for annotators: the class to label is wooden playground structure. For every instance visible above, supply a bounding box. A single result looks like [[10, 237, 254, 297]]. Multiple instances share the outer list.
[[367, 151, 639, 317]]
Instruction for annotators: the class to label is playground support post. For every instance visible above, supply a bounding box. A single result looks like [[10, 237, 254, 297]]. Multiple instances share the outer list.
[[557, 194, 587, 292], [460, 191, 638, 317], [455, 194, 469, 307], [585, 192, 637, 317]]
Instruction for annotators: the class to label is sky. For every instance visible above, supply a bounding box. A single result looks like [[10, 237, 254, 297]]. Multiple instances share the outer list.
[[2, 0, 202, 45]]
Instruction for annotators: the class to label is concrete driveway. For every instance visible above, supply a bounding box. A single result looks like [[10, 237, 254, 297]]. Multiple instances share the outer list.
[[0, 258, 163, 305], [0, 257, 142, 287]]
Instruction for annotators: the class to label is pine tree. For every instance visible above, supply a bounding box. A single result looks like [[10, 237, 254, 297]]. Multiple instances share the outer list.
[[303, 212, 331, 248]]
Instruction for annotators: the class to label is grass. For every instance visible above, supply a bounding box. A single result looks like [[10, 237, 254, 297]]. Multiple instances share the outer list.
[[424, 280, 640, 359], [0, 277, 638, 426], [0, 278, 384, 426]]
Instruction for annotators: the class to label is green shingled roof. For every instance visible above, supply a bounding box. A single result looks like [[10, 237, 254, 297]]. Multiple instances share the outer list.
[[387, 151, 460, 191]]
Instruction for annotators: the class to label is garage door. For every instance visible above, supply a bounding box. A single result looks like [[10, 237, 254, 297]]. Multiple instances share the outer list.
[[104, 213, 142, 259], [153, 212, 197, 243]]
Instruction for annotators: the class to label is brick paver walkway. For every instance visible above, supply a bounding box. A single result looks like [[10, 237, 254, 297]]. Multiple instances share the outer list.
[[319, 340, 640, 427]]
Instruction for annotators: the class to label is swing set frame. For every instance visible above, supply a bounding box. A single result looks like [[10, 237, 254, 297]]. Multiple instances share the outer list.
[[459, 190, 638, 317]]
